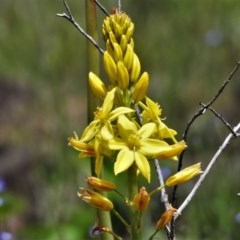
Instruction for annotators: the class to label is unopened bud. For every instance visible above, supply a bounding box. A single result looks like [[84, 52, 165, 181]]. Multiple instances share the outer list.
[[117, 61, 129, 90], [89, 72, 107, 100], [133, 187, 150, 211], [132, 72, 149, 102], [165, 163, 203, 187], [130, 53, 141, 82], [103, 51, 117, 84], [87, 177, 116, 191]]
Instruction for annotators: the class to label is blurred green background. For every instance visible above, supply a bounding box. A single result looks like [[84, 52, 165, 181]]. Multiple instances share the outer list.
[[1, 0, 240, 239]]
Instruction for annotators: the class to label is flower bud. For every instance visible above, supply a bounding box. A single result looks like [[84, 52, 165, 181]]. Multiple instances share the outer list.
[[130, 53, 141, 82], [112, 42, 123, 62], [132, 72, 149, 102], [165, 163, 203, 187], [89, 72, 107, 100], [156, 205, 178, 230], [87, 177, 116, 191], [103, 51, 117, 84], [123, 44, 134, 71], [133, 187, 150, 211], [78, 188, 114, 211], [117, 61, 129, 90]]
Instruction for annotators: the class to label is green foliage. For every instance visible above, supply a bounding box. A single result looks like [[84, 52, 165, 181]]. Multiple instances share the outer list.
[[1, 0, 240, 239]]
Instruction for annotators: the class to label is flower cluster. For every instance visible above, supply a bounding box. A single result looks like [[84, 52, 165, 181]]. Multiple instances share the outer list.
[[69, 11, 186, 182], [68, 10, 202, 239]]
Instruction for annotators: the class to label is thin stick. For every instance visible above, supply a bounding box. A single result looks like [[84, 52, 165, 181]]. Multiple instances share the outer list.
[[200, 103, 237, 137], [175, 122, 240, 218], [153, 160, 169, 208], [57, 0, 104, 54], [118, 0, 122, 12], [172, 61, 240, 205], [93, 0, 110, 16]]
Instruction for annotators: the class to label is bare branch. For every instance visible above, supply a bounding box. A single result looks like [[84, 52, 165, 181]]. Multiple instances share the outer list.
[[200, 103, 237, 137], [93, 0, 110, 16], [118, 0, 122, 12], [57, 0, 104, 54], [171, 61, 240, 205], [183, 61, 240, 142], [153, 159, 170, 207], [175, 122, 240, 218]]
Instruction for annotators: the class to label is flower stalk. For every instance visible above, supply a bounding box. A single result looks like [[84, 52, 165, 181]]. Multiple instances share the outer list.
[[69, 5, 199, 240], [85, 1, 113, 240]]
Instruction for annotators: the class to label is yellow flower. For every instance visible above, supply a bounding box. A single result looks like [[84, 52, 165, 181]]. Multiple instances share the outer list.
[[81, 88, 134, 142], [133, 187, 150, 211], [165, 163, 203, 187], [87, 177, 116, 191], [156, 205, 178, 230], [106, 115, 180, 182], [156, 140, 187, 160], [139, 97, 178, 143], [78, 188, 114, 211]]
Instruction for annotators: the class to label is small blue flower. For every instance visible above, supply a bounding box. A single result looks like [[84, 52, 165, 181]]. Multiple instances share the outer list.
[[0, 232, 14, 240], [0, 178, 6, 193], [0, 197, 4, 207], [235, 212, 240, 224]]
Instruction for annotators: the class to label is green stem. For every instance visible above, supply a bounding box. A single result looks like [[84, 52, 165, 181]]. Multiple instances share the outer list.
[[85, 1, 113, 240], [148, 229, 159, 240], [149, 185, 165, 197], [128, 165, 140, 239], [112, 209, 130, 228]]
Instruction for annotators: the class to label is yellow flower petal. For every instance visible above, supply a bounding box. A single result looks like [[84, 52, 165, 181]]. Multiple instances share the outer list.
[[137, 122, 156, 139], [95, 154, 103, 177], [81, 120, 99, 142], [118, 115, 138, 140], [114, 149, 134, 175], [134, 151, 150, 182], [158, 121, 177, 142], [101, 121, 114, 140], [109, 107, 135, 121], [140, 139, 171, 156], [100, 88, 116, 119], [107, 138, 128, 150]]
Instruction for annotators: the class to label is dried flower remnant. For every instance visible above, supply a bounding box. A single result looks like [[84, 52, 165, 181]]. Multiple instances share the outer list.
[[133, 187, 150, 211], [78, 188, 114, 211]]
